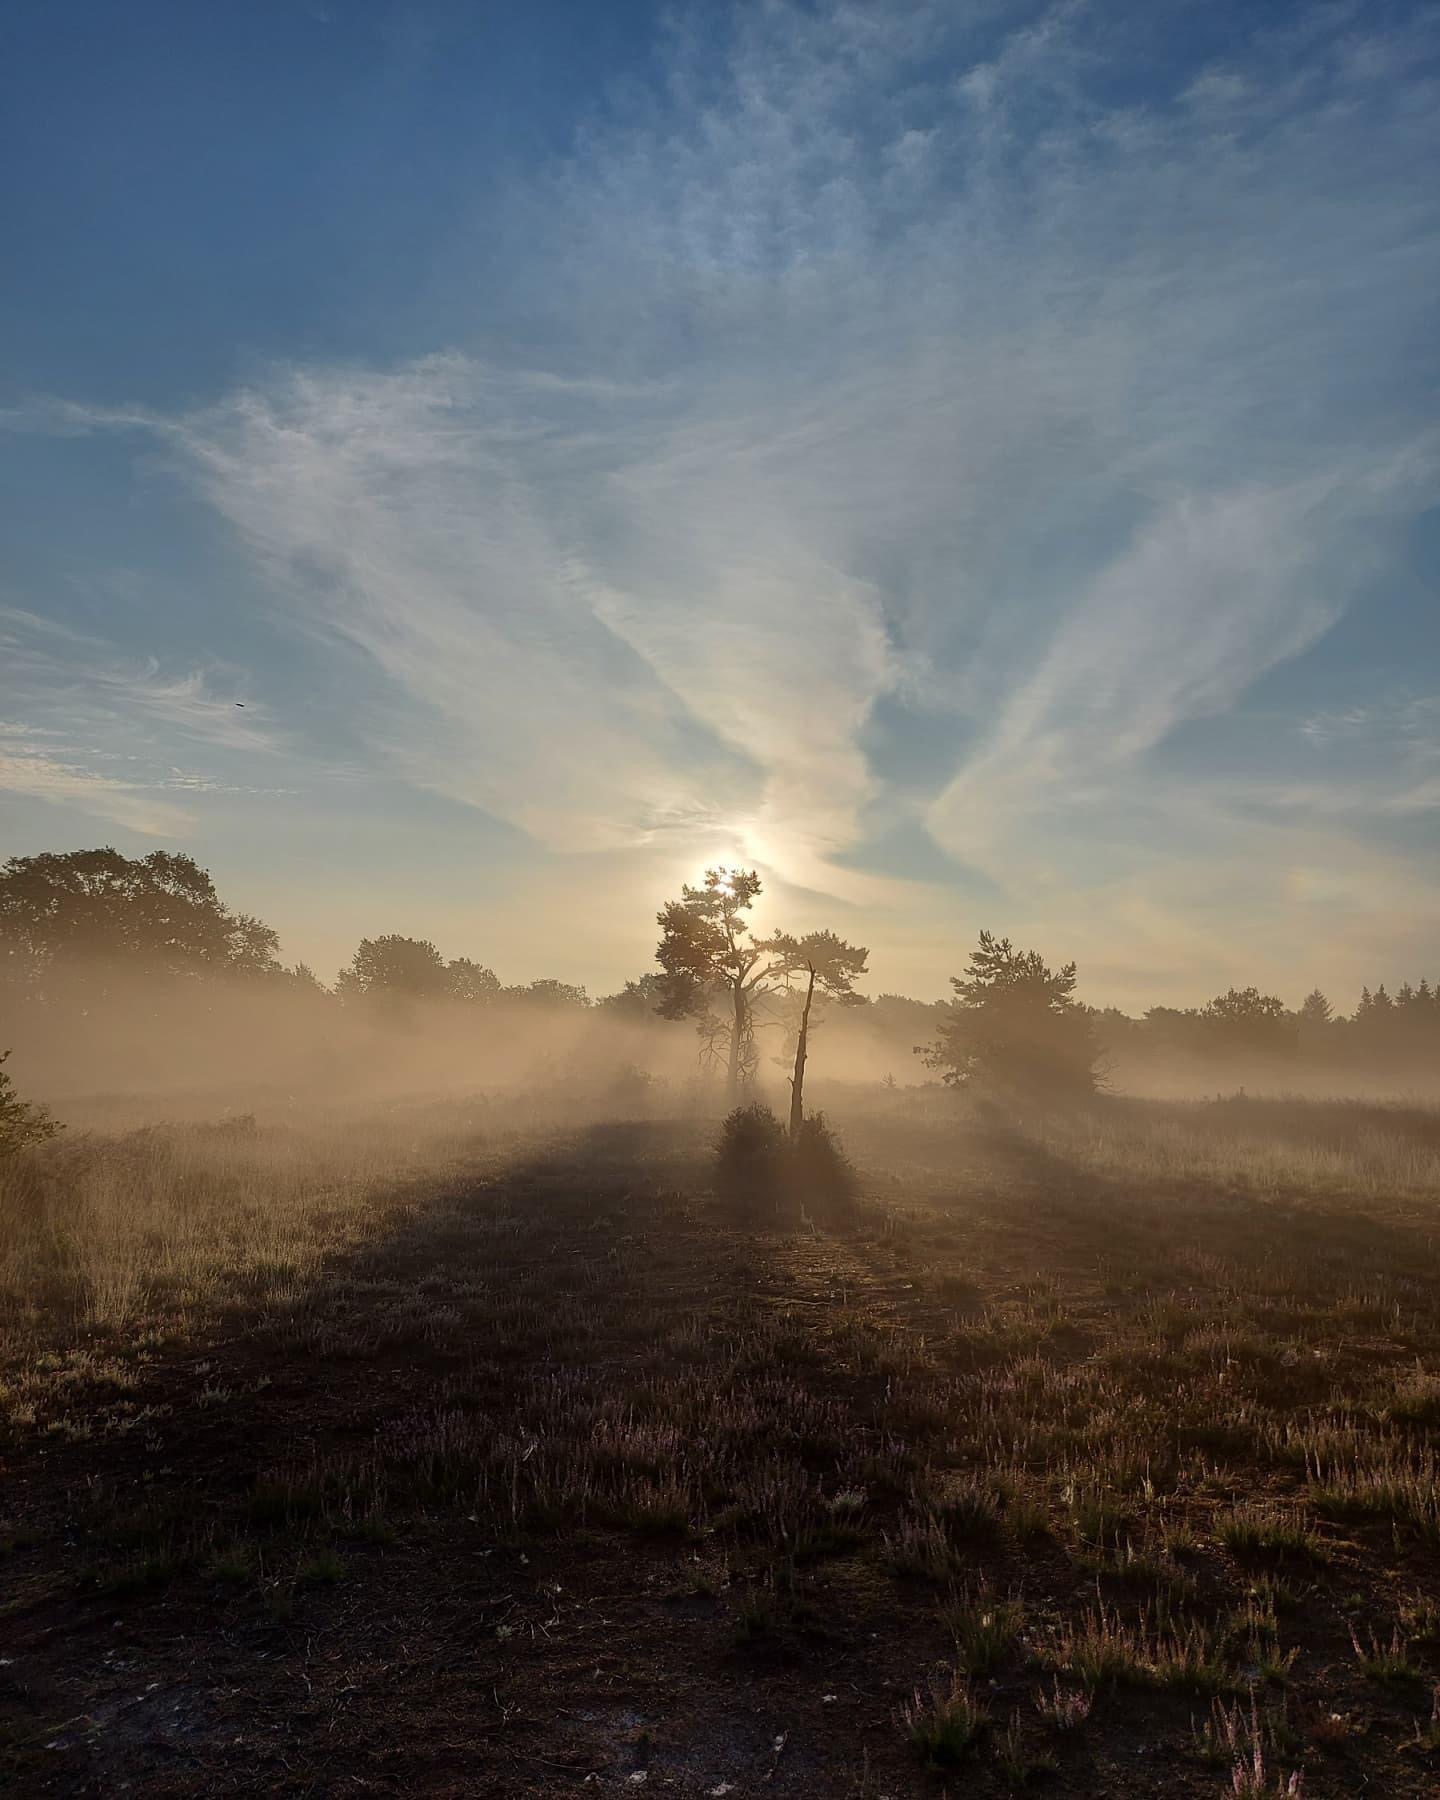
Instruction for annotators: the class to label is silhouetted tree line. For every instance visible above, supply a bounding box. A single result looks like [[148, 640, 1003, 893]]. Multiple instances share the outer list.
[[1, 850, 1434, 1115], [0, 850, 597, 1015], [1088, 979, 1440, 1072], [332, 933, 589, 1011], [915, 964, 1440, 1097], [0, 848, 280, 996]]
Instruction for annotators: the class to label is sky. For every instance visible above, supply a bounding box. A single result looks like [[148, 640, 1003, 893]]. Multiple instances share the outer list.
[[2, 0, 1438, 1011]]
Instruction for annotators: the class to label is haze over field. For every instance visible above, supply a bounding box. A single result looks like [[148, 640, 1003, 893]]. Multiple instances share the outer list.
[[3, 0, 1439, 1011], [6, 10, 1440, 1795]]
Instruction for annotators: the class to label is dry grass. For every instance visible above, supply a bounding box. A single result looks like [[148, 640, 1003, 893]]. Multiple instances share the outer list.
[[4, 1090, 1440, 1793], [1020, 1093, 1440, 1198], [0, 1103, 512, 1332]]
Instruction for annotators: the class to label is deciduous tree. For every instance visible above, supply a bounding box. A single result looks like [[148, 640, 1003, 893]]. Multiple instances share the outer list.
[[597, 974, 671, 1019], [336, 935, 451, 1003], [501, 978, 589, 1008], [0, 848, 278, 990], [1200, 986, 1295, 1058], [447, 957, 502, 1004]]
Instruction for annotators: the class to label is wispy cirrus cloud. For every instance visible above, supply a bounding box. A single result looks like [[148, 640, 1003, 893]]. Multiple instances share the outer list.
[[1300, 693, 1440, 749], [0, 609, 285, 833], [10, 1, 1440, 940], [0, 733, 294, 835], [0, 606, 278, 753], [0, 727, 195, 835], [927, 460, 1438, 871]]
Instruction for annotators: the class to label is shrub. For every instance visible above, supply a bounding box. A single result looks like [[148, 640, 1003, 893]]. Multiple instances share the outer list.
[[903, 1674, 987, 1767], [714, 1105, 858, 1223], [788, 1112, 856, 1220], [943, 1581, 1025, 1675], [715, 1104, 787, 1215], [0, 1050, 59, 1157]]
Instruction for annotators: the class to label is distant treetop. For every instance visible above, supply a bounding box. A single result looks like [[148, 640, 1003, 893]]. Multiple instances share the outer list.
[[336, 935, 505, 1005], [0, 847, 279, 986]]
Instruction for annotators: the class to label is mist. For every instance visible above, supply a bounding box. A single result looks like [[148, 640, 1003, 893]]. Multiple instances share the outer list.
[[12, 962, 696, 1125], [9, 946, 1440, 1135], [5, 1, 1440, 1790]]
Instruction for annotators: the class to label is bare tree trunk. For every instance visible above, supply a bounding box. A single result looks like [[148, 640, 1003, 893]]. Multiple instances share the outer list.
[[788, 964, 816, 1139], [728, 980, 746, 1098]]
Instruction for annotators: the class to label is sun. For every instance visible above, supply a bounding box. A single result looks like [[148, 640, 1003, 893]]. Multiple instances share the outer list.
[[685, 858, 740, 893]]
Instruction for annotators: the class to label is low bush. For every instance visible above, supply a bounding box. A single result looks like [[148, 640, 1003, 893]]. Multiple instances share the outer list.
[[714, 1104, 857, 1223], [715, 1103, 788, 1216], [790, 1112, 857, 1221]]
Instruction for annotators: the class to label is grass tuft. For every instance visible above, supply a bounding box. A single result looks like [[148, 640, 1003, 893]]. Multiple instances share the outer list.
[[902, 1674, 987, 1768]]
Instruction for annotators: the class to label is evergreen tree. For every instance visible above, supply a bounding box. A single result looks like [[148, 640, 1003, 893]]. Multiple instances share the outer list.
[[1299, 989, 1333, 1027], [655, 869, 866, 1097], [0, 1051, 59, 1157], [920, 931, 1099, 1097]]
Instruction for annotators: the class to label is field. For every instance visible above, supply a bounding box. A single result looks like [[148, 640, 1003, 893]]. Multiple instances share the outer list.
[[4, 1090, 1440, 1795]]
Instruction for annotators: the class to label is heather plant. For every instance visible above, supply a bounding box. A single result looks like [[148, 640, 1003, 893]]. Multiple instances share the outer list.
[[789, 1111, 856, 1220], [715, 1103, 857, 1223], [714, 1102, 788, 1215]]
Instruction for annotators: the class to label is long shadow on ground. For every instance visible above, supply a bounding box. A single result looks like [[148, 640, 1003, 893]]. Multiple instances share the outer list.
[[6, 1114, 1440, 1797]]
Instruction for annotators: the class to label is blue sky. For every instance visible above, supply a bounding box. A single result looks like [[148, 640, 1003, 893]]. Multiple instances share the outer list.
[[2, 0, 1437, 1007]]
